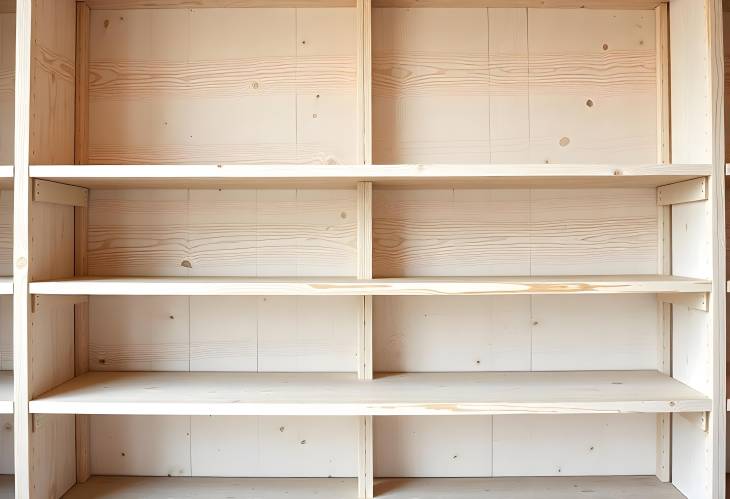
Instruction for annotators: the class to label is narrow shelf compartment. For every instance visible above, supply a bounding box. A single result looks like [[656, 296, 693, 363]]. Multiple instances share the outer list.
[[29, 163, 710, 189], [30, 371, 710, 416], [60, 475, 686, 499], [28, 275, 712, 296]]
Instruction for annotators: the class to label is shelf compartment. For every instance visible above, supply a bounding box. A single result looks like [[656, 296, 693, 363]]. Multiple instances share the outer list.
[[28, 275, 712, 296], [0, 278, 11, 296], [60, 475, 685, 499], [29, 163, 711, 189], [29, 370, 710, 416], [63, 477, 355, 499]]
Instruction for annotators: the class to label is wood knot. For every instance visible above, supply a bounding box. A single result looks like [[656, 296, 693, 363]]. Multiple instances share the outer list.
[[181, 260, 192, 269]]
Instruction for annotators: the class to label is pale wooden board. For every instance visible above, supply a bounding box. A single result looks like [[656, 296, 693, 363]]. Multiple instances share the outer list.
[[64, 477, 356, 499], [527, 10, 656, 164], [373, 477, 684, 498], [373, 296, 532, 372], [0, 373, 12, 414], [373, 188, 657, 277], [88, 8, 356, 165], [372, 8, 656, 165], [30, 414, 75, 499], [0, 296, 11, 372], [29, 202, 74, 281], [28, 297, 74, 399], [492, 414, 655, 476], [0, 13, 13, 165], [29, 163, 713, 189], [189, 416, 358, 477], [61, 476, 686, 498], [672, 200, 712, 280], [672, 413, 710, 499], [88, 295, 359, 372], [374, 416, 493, 477], [82, 0, 665, 7], [28, 275, 713, 296], [87, 188, 357, 277], [0, 423, 12, 477], [373, 295, 657, 372], [0, 191, 13, 277], [91, 415, 191, 476], [29, 0, 75, 166], [29, 370, 711, 415]]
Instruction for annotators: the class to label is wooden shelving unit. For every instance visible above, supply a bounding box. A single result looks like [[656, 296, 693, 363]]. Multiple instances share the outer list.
[[5, 0, 727, 499]]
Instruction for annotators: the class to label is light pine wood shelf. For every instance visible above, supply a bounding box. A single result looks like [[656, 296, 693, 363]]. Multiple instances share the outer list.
[[30, 163, 710, 189], [27, 275, 711, 296], [29, 370, 710, 416], [79, 0, 668, 8], [60, 476, 684, 499], [0, 278, 12, 296]]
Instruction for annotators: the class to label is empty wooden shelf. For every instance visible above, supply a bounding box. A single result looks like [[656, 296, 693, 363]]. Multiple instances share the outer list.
[[29, 370, 710, 416], [28, 275, 712, 296], [61, 476, 684, 499], [11, 0, 726, 499]]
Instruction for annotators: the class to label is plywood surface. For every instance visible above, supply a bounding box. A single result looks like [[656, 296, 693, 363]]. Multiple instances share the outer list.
[[64, 477, 355, 499], [29, 370, 710, 415], [373, 8, 656, 164], [87, 7, 357, 164], [29, 163, 711, 189], [0, 12, 14, 165], [28, 275, 712, 296]]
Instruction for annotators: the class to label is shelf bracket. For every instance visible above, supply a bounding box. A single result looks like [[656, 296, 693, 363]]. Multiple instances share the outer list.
[[657, 292, 709, 312], [700, 411, 709, 433], [33, 179, 89, 207], [656, 177, 708, 206], [32, 294, 89, 314]]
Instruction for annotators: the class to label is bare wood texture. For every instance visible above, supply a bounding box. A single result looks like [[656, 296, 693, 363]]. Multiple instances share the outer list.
[[29, 0, 75, 166], [87, 295, 359, 372], [373, 0, 666, 6], [28, 275, 712, 296], [86, 188, 357, 277], [32, 179, 88, 207], [85, 0, 356, 7], [0, 191, 13, 276], [29, 370, 710, 416], [657, 177, 708, 205], [373, 188, 658, 277], [655, 4, 670, 163], [75, 2, 89, 166], [372, 9, 656, 164], [87, 8, 357, 164], [0, 11, 14, 164], [61, 476, 688, 498]]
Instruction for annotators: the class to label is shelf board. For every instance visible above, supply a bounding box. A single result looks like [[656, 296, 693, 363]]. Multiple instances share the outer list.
[[0, 372, 12, 414], [64, 477, 354, 499], [29, 163, 709, 189], [61, 476, 685, 499], [0, 278, 12, 296], [30, 370, 710, 416], [28, 275, 711, 297]]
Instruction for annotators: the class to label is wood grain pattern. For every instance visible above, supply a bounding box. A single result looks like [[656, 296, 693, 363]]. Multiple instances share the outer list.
[[86, 0, 356, 7], [372, 8, 656, 164], [0, 13, 14, 165], [373, 0, 665, 6], [373, 188, 657, 277], [29, 370, 711, 415], [88, 8, 357, 164], [87, 188, 357, 277], [88, 295, 359, 372]]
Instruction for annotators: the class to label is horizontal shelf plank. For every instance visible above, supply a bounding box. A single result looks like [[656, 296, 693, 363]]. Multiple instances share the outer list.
[[29, 164, 710, 189], [62, 476, 685, 499], [0, 278, 12, 296], [0, 372, 12, 414], [28, 275, 712, 296], [81, 0, 667, 9], [30, 370, 710, 416]]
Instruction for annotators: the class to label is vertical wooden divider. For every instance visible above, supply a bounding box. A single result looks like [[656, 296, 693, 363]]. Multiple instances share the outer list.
[[357, 0, 373, 496], [13, 0, 31, 497], [74, 1, 90, 484], [654, 3, 672, 484], [708, 0, 726, 496]]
